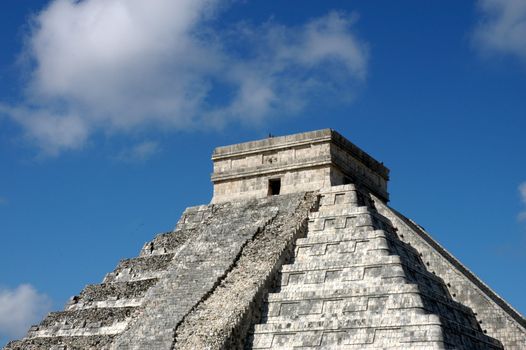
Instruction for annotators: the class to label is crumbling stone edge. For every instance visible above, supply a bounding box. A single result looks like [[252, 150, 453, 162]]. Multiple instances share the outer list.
[[172, 192, 319, 350], [168, 212, 279, 350]]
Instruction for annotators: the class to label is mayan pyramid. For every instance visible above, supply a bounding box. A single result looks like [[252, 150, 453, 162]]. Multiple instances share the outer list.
[[5, 129, 525, 349]]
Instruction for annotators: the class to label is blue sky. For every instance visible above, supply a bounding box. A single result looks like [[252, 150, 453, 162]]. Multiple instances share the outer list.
[[1, 0, 525, 345]]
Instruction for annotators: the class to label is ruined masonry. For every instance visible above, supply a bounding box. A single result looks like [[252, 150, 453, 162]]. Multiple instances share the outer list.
[[5, 129, 526, 350]]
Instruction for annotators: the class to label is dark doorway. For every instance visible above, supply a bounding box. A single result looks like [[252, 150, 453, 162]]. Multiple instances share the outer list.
[[268, 178, 281, 196]]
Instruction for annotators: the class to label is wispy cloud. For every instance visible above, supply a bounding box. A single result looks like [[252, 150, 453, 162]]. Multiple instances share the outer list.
[[472, 0, 526, 63], [0, 0, 368, 156], [0, 284, 51, 339], [519, 182, 526, 221], [115, 140, 161, 163], [0, 197, 7, 205]]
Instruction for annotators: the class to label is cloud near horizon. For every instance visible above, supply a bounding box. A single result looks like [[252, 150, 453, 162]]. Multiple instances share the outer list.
[[473, 0, 526, 63], [1, 0, 368, 156], [0, 284, 52, 339]]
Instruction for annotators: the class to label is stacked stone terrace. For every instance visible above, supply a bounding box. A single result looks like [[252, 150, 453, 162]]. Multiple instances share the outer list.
[[250, 185, 503, 349], [5, 129, 526, 349], [6, 193, 317, 350]]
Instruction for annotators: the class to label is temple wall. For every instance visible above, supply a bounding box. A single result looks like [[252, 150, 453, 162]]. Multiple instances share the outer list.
[[211, 129, 389, 203], [212, 167, 331, 203], [330, 143, 388, 200]]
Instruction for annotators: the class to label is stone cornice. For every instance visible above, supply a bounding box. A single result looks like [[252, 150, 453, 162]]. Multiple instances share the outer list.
[[212, 128, 389, 180], [211, 157, 331, 182], [212, 129, 332, 160]]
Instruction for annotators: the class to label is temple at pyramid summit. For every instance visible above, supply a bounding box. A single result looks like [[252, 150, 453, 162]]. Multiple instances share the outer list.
[[6, 129, 526, 349]]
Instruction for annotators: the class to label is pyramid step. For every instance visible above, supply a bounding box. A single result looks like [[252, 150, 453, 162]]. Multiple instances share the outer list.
[[66, 298, 143, 311], [27, 307, 136, 338], [254, 312, 442, 333], [253, 341, 445, 350], [309, 205, 367, 219], [293, 250, 392, 266], [266, 288, 479, 328], [252, 319, 499, 349], [318, 184, 358, 194], [66, 278, 158, 310], [263, 305, 432, 325], [303, 225, 376, 238], [139, 229, 192, 256], [103, 253, 174, 283], [280, 263, 406, 287], [438, 317, 503, 349], [280, 257, 446, 290], [281, 254, 402, 274], [174, 205, 213, 231], [307, 213, 375, 232], [268, 283, 420, 303], [271, 280, 482, 335], [4, 335, 115, 350], [295, 229, 387, 246], [318, 187, 358, 204], [279, 265, 441, 288], [294, 237, 390, 262], [251, 329, 444, 349], [277, 277, 462, 307], [266, 293, 430, 321], [277, 277, 409, 293]]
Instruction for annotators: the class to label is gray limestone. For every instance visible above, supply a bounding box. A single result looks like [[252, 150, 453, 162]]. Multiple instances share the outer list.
[[5, 129, 525, 349], [249, 185, 505, 349]]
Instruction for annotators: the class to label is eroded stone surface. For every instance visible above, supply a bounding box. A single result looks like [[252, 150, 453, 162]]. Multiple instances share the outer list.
[[174, 192, 318, 349]]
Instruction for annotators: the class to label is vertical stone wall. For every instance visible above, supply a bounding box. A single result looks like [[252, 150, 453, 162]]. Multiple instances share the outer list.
[[213, 167, 331, 203], [330, 141, 388, 199]]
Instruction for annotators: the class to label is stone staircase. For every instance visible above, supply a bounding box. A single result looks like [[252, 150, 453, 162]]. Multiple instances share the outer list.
[[5, 193, 310, 350], [4, 225, 197, 350], [250, 184, 503, 349]]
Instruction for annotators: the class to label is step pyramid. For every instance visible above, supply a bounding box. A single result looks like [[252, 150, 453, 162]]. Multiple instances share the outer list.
[[4, 129, 525, 349], [6, 193, 316, 350], [250, 185, 503, 349]]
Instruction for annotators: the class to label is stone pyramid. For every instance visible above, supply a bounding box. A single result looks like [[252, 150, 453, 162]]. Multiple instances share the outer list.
[[5, 129, 525, 349]]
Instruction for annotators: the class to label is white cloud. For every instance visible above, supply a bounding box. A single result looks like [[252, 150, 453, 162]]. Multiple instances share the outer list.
[[0, 105, 88, 156], [1, 0, 367, 156], [115, 140, 161, 163], [0, 284, 51, 339], [473, 0, 526, 62], [519, 182, 526, 221]]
